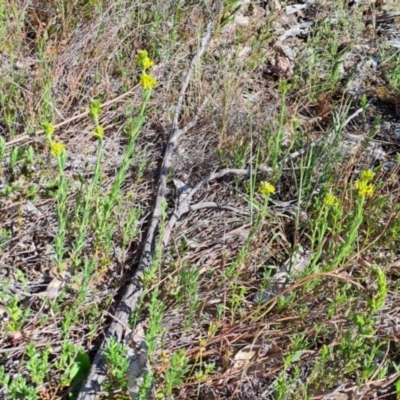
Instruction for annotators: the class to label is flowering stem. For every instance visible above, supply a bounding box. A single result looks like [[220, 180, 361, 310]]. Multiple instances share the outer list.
[[54, 151, 68, 271], [97, 92, 151, 241], [329, 196, 365, 270], [97, 53, 156, 241], [140, 90, 152, 115], [72, 137, 104, 266], [309, 206, 330, 272]]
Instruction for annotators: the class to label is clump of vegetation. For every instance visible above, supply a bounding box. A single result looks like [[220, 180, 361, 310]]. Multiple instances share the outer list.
[[1, 1, 400, 399]]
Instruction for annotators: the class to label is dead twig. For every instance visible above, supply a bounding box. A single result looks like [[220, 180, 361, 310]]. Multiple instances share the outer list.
[[5, 84, 140, 148], [153, 102, 372, 282]]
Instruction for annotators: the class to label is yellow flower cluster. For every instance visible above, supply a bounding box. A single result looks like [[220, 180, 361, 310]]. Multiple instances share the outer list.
[[323, 191, 340, 208], [258, 181, 275, 196], [354, 169, 375, 197], [93, 125, 104, 139], [136, 50, 154, 70], [43, 121, 65, 158], [360, 169, 375, 182], [140, 73, 157, 90], [43, 122, 55, 136], [50, 142, 65, 157], [355, 180, 374, 197], [137, 50, 157, 90]]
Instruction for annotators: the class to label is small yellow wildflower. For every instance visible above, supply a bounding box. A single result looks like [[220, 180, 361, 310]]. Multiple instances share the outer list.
[[136, 50, 154, 71], [323, 191, 340, 208], [89, 99, 102, 120], [354, 180, 374, 197], [259, 181, 276, 196], [360, 169, 375, 182], [141, 56, 154, 70], [50, 142, 65, 157], [140, 73, 157, 90], [93, 125, 104, 139], [43, 122, 55, 137]]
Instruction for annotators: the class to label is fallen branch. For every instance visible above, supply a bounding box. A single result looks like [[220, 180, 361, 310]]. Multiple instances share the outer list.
[[160, 102, 371, 247], [77, 20, 213, 400]]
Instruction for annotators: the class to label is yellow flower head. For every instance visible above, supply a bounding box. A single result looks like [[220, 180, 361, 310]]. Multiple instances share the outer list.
[[259, 181, 275, 196], [323, 191, 340, 208], [140, 73, 157, 90], [93, 125, 104, 139], [43, 122, 55, 137], [50, 142, 65, 157], [89, 99, 102, 120], [354, 180, 374, 197], [142, 56, 154, 70], [360, 169, 375, 182], [137, 50, 154, 71]]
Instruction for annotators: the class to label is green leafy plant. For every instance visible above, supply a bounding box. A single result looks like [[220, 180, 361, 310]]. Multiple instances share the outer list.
[[103, 338, 130, 390]]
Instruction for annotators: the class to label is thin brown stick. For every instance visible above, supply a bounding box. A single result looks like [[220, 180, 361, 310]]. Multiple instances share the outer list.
[[5, 84, 140, 148], [162, 201, 250, 248]]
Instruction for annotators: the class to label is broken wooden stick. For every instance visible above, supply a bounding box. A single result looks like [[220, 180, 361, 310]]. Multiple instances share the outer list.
[[77, 20, 213, 400], [160, 102, 371, 247]]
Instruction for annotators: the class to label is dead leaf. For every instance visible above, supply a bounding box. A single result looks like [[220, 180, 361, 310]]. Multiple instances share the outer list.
[[234, 15, 249, 27], [238, 45, 252, 60], [39, 386, 51, 400], [43, 277, 65, 299], [222, 341, 283, 384], [321, 391, 349, 400], [286, 4, 307, 15], [220, 343, 262, 384], [273, 0, 282, 11], [231, 343, 261, 370], [271, 55, 294, 79], [36, 269, 70, 299], [278, 21, 313, 41], [12, 331, 23, 347]]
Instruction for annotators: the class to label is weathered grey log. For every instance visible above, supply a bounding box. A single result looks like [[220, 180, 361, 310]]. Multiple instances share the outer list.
[[76, 20, 213, 400]]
